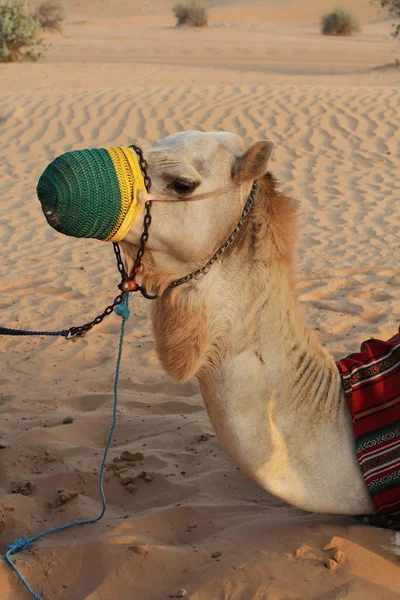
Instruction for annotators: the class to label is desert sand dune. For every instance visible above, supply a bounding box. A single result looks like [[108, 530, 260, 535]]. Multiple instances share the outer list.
[[30, 0, 385, 23], [0, 0, 399, 598]]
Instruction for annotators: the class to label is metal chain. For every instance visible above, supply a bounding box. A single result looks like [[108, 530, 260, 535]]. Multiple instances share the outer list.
[[113, 240, 127, 279], [168, 180, 258, 289], [133, 203, 152, 274], [129, 143, 152, 194], [67, 294, 124, 339], [118, 202, 159, 299]]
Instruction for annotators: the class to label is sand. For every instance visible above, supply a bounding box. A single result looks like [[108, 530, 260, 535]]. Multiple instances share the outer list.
[[0, 0, 399, 598]]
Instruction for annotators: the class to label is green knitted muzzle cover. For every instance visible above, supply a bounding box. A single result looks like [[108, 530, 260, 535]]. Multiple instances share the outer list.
[[37, 147, 145, 241]]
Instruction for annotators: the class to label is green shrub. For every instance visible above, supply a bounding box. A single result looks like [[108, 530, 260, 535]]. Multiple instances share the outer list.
[[0, 0, 44, 62], [321, 8, 360, 36], [173, 0, 208, 27], [34, 0, 64, 34]]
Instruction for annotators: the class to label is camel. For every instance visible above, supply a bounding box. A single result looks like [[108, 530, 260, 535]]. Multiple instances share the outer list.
[[119, 130, 379, 518]]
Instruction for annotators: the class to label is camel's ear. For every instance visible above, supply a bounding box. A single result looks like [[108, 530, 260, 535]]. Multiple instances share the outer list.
[[233, 140, 274, 184]]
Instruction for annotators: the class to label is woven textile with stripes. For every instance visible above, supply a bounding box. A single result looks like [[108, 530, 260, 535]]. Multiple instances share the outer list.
[[336, 327, 400, 527]]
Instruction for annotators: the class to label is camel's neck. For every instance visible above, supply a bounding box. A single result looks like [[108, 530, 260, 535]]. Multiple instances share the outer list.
[[151, 180, 373, 514], [152, 176, 338, 400], [206, 270, 339, 405], [195, 257, 344, 434]]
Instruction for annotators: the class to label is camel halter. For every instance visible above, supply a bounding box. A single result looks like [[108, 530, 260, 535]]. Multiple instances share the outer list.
[[37, 144, 257, 338]]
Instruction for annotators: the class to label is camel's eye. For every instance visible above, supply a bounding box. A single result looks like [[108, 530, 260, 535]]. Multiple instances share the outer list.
[[168, 179, 199, 195]]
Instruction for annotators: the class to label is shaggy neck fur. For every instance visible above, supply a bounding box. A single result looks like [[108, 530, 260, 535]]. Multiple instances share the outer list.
[[149, 175, 374, 515], [152, 174, 309, 380]]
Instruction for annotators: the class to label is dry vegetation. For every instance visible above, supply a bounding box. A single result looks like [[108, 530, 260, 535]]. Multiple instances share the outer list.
[[0, 0, 65, 63], [173, 0, 208, 27], [379, 0, 400, 38], [321, 8, 360, 36], [0, 0, 43, 62], [34, 0, 65, 34]]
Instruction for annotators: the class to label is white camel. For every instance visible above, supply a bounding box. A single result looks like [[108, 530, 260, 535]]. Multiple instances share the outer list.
[[120, 131, 376, 517]]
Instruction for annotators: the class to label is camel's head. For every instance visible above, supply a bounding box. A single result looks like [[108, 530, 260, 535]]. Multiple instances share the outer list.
[[37, 131, 274, 294], [121, 131, 274, 293]]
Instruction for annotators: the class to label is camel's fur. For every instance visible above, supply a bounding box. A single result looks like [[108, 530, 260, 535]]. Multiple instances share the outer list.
[[151, 172, 298, 383], [121, 131, 375, 516]]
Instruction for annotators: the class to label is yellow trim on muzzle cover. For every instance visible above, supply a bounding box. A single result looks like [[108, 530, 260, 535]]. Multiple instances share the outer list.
[[105, 146, 146, 242]]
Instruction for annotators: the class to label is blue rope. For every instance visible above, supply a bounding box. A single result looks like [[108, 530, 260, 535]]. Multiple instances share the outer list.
[[0, 326, 68, 337], [4, 293, 130, 599]]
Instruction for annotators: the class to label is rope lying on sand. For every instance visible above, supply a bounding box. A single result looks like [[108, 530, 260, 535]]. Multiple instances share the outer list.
[[4, 293, 130, 600], [0, 327, 68, 337]]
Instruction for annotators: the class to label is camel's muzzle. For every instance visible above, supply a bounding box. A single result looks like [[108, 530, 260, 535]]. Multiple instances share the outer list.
[[36, 146, 145, 241]]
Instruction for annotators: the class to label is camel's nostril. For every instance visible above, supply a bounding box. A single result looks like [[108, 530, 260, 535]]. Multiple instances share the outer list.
[[45, 209, 60, 228]]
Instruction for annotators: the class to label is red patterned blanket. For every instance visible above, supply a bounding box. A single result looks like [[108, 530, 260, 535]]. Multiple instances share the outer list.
[[336, 328, 400, 529]]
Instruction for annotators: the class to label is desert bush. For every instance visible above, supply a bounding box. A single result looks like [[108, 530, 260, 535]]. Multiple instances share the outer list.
[[321, 8, 360, 36], [34, 0, 65, 34], [173, 0, 208, 27], [0, 0, 44, 62], [379, 0, 400, 38]]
